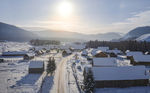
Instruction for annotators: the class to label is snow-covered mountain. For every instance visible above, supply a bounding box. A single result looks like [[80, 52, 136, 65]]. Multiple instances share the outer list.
[[120, 26, 150, 41], [136, 34, 150, 42], [0, 22, 37, 42], [0, 22, 122, 41]]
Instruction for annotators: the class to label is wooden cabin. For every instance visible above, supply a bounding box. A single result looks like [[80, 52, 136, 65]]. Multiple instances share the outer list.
[[23, 53, 35, 60], [97, 47, 109, 52], [92, 66, 149, 88], [81, 50, 88, 56], [106, 49, 122, 55], [62, 49, 72, 56], [35, 50, 43, 56], [109, 53, 117, 57], [126, 51, 143, 59], [94, 52, 108, 58], [131, 55, 150, 66], [0, 59, 4, 63], [29, 61, 44, 73], [2, 51, 27, 56]]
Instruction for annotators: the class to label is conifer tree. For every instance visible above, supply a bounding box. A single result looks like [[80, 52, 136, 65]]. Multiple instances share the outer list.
[[47, 57, 56, 75], [83, 68, 95, 93]]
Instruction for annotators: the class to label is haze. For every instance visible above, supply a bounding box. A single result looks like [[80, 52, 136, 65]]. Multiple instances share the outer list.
[[1, 0, 150, 34]]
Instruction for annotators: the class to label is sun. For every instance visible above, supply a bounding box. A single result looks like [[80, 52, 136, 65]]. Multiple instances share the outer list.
[[57, 1, 73, 17]]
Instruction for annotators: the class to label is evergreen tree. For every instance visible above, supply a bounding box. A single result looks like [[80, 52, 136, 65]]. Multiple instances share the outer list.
[[83, 68, 95, 93], [47, 57, 56, 75]]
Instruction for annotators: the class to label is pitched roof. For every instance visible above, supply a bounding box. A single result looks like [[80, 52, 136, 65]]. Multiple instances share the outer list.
[[97, 47, 109, 52], [126, 51, 143, 56], [107, 49, 122, 54], [93, 58, 117, 67], [92, 66, 149, 81], [133, 55, 150, 62], [29, 61, 44, 68], [2, 51, 27, 56]]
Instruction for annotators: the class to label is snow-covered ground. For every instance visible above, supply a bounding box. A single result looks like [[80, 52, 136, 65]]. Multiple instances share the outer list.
[[0, 42, 32, 55], [1, 42, 150, 93], [0, 42, 56, 93]]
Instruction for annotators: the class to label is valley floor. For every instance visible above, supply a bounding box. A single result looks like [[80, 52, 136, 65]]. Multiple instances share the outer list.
[[0, 42, 150, 93]]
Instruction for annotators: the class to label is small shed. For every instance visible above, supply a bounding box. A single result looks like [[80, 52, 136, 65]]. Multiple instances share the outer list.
[[109, 53, 117, 57], [92, 66, 149, 88], [131, 55, 150, 66], [24, 53, 35, 60], [92, 58, 117, 67], [94, 52, 108, 58], [87, 53, 93, 61], [35, 50, 43, 56], [62, 49, 72, 56], [81, 50, 88, 56], [0, 59, 4, 63], [29, 61, 44, 73]]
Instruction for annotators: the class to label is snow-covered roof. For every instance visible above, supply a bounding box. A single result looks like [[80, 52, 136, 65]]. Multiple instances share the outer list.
[[126, 51, 143, 57], [2, 51, 27, 56], [65, 49, 72, 54], [97, 47, 109, 52], [29, 61, 44, 68], [106, 49, 122, 54], [91, 49, 102, 56], [133, 55, 150, 62], [25, 53, 35, 57], [81, 50, 88, 55], [92, 66, 149, 81], [93, 58, 117, 67]]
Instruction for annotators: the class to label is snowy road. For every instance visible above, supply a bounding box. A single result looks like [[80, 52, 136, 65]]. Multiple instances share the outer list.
[[57, 58, 66, 93], [51, 55, 73, 93]]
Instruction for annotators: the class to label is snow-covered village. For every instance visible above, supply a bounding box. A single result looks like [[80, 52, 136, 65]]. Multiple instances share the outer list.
[[1, 0, 150, 93], [1, 40, 150, 93]]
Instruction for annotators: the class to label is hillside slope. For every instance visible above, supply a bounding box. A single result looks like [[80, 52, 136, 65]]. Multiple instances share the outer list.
[[0, 22, 37, 41]]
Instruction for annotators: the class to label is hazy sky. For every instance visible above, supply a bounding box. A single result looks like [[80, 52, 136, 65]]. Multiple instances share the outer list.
[[1, 0, 150, 34]]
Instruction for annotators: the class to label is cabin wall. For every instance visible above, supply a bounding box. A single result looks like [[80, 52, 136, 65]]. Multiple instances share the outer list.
[[2, 54, 26, 56], [131, 57, 150, 66], [134, 62, 150, 66], [95, 79, 149, 88], [29, 68, 44, 73]]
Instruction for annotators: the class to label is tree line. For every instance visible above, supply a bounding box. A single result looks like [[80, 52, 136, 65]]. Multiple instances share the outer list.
[[86, 40, 150, 53], [30, 39, 60, 46]]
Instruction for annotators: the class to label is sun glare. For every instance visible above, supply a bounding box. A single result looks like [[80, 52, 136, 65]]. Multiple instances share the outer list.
[[57, 1, 73, 17]]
